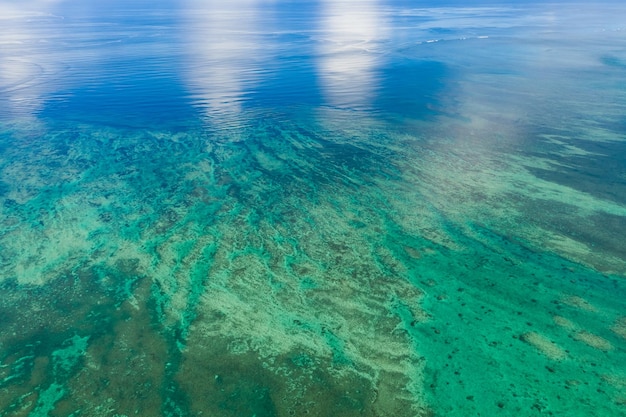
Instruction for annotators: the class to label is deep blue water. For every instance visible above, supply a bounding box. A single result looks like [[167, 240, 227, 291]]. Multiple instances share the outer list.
[[1, 1, 626, 416]]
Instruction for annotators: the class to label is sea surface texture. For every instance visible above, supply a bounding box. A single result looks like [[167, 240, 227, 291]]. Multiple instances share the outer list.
[[1, 1, 625, 416]]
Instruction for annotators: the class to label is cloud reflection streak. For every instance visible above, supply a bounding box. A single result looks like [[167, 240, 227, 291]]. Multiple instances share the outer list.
[[181, 0, 276, 128], [0, 1, 66, 119], [316, 0, 388, 110]]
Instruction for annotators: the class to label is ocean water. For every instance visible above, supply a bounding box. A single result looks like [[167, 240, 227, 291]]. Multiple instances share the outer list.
[[1, 1, 625, 416]]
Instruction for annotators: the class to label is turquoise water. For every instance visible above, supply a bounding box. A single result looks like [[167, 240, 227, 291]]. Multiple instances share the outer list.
[[1, 1, 626, 416]]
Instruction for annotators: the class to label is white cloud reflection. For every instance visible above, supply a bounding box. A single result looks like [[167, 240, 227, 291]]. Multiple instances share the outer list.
[[316, 0, 388, 110], [0, 0, 66, 119], [181, 0, 276, 128]]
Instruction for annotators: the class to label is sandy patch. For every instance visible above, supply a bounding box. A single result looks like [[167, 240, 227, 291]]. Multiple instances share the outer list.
[[520, 332, 568, 361], [611, 317, 626, 339], [561, 295, 597, 312], [573, 331, 613, 351], [552, 315, 576, 330]]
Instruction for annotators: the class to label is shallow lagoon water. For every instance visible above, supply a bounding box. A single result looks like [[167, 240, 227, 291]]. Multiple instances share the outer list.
[[1, 1, 626, 416]]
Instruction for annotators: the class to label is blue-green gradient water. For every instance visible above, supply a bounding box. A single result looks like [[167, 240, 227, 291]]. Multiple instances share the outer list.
[[1, 1, 626, 416]]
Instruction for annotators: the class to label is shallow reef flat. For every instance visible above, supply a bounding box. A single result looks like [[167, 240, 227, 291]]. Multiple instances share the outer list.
[[0, 107, 625, 416]]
